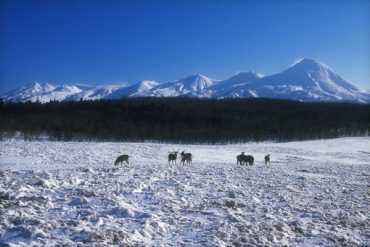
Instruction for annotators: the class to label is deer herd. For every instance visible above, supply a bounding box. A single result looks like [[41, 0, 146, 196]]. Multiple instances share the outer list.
[[114, 150, 271, 167]]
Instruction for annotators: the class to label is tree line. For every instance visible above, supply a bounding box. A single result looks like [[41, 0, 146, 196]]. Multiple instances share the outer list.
[[0, 98, 369, 143]]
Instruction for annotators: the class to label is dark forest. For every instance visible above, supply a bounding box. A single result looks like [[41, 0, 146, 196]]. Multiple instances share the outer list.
[[0, 98, 369, 143]]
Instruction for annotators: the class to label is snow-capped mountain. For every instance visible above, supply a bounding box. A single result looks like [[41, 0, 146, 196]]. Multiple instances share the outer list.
[[105, 80, 159, 99], [2, 59, 369, 103], [144, 74, 218, 97], [2, 82, 124, 103], [2, 82, 55, 103], [211, 71, 264, 98], [65, 85, 122, 101], [241, 59, 370, 103], [1, 82, 82, 103]]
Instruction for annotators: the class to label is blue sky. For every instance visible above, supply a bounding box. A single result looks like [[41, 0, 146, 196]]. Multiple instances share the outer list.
[[1, 0, 369, 94]]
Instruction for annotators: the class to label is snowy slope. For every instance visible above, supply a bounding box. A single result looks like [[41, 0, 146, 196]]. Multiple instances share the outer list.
[[144, 74, 218, 97], [2, 82, 124, 103], [211, 71, 263, 98], [2, 82, 84, 103], [0, 137, 369, 246], [245, 59, 370, 102], [2, 82, 56, 103], [46, 84, 84, 102], [66, 85, 122, 101], [105, 80, 159, 99]]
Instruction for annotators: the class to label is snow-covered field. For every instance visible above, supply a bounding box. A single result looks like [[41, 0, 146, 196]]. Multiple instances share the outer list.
[[0, 137, 369, 246]]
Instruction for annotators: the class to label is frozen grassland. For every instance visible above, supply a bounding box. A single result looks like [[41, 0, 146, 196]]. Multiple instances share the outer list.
[[0, 137, 369, 246]]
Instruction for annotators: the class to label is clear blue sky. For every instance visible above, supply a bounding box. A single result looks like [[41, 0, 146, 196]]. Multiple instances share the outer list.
[[1, 0, 369, 94]]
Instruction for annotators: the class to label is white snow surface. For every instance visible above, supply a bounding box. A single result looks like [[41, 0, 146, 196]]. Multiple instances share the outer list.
[[0, 137, 369, 246]]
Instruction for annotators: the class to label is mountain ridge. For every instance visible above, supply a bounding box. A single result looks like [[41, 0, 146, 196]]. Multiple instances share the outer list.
[[2, 59, 369, 103]]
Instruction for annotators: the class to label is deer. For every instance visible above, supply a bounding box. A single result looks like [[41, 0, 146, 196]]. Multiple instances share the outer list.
[[237, 152, 254, 166], [168, 150, 179, 164], [236, 152, 246, 165], [243, 155, 254, 166], [265, 154, 270, 165], [180, 150, 192, 165], [114, 154, 130, 165]]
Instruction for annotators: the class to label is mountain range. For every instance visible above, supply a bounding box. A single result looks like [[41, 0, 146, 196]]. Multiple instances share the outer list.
[[2, 59, 370, 103]]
